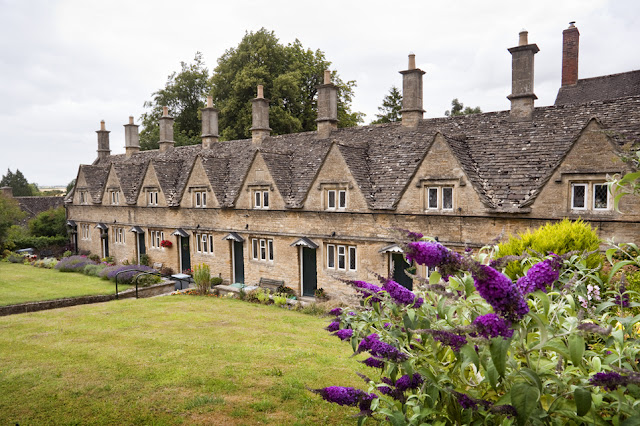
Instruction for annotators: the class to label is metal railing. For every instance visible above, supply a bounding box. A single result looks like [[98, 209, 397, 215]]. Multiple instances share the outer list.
[[114, 269, 164, 299]]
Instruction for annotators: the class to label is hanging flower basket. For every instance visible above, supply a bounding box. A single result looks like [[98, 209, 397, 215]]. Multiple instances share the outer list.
[[160, 239, 173, 248]]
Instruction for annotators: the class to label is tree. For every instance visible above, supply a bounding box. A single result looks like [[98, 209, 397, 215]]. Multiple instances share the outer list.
[[140, 52, 213, 150], [370, 86, 402, 124], [28, 206, 67, 237], [211, 28, 363, 141], [444, 98, 482, 117], [66, 179, 76, 195], [0, 169, 37, 196], [0, 193, 25, 249]]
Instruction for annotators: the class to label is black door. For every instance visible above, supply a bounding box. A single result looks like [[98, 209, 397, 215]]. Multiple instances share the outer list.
[[392, 253, 412, 290], [138, 232, 146, 260], [102, 232, 109, 258], [302, 247, 317, 297], [180, 236, 191, 273], [233, 240, 244, 284], [72, 233, 78, 254]]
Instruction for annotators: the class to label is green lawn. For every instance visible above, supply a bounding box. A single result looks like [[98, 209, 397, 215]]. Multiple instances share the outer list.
[[0, 296, 371, 425], [0, 262, 130, 306]]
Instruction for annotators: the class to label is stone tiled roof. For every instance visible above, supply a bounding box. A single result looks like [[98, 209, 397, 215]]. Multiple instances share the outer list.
[[78, 95, 640, 212], [555, 70, 640, 106], [80, 165, 110, 203], [113, 162, 148, 204], [16, 196, 64, 218]]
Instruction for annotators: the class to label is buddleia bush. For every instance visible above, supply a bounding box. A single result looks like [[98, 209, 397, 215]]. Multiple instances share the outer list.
[[498, 219, 601, 279], [311, 231, 640, 425]]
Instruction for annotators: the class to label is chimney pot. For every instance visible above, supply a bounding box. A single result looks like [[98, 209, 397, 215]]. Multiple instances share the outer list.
[[207, 96, 213, 108], [400, 53, 426, 127], [323, 70, 331, 84], [128, 116, 134, 125], [162, 106, 169, 117], [100, 120, 106, 131], [519, 30, 528, 46], [257, 85, 264, 99], [251, 86, 270, 145], [317, 70, 338, 138]]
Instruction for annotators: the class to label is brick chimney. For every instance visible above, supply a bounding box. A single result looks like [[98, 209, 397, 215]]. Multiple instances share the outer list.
[[317, 70, 338, 139], [96, 120, 111, 160], [400, 54, 426, 127], [561, 22, 580, 86], [1, 186, 13, 198], [250, 85, 271, 145], [507, 30, 539, 121], [124, 116, 140, 157], [158, 106, 175, 152], [201, 96, 219, 149]]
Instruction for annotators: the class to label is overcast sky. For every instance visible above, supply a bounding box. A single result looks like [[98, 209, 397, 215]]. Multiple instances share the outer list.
[[0, 0, 638, 186]]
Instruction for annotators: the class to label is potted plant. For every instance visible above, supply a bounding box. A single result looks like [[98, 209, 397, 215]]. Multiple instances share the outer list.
[[160, 239, 173, 248]]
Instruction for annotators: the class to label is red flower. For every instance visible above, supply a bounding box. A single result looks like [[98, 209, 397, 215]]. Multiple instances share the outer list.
[[160, 239, 173, 248]]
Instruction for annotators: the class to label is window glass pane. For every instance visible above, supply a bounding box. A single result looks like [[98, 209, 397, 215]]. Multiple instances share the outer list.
[[263, 191, 269, 208], [202, 192, 206, 207], [268, 240, 273, 260], [349, 246, 356, 270], [202, 235, 208, 253], [197, 234, 202, 252], [328, 190, 336, 208], [594, 184, 608, 209], [339, 190, 346, 208], [572, 185, 586, 208], [260, 239, 266, 260], [196, 192, 201, 207], [327, 245, 335, 268], [255, 191, 261, 207], [209, 236, 214, 253], [428, 188, 438, 209], [338, 246, 346, 269], [442, 187, 453, 210], [252, 239, 258, 259]]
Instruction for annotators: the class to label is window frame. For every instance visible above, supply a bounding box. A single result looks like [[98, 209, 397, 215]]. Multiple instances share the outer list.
[[571, 183, 588, 210], [327, 244, 335, 269], [441, 187, 454, 211], [149, 230, 165, 249], [592, 183, 609, 211], [251, 237, 273, 262], [327, 190, 337, 210], [252, 189, 270, 209], [427, 187, 439, 210], [148, 191, 158, 206], [194, 191, 207, 208], [110, 190, 119, 205]]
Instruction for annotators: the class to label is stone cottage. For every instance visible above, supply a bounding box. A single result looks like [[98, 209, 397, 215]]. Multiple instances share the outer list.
[[65, 25, 640, 297]]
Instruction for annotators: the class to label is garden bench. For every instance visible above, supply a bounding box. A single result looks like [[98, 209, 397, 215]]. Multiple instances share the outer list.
[[259, 277, 284, 292]]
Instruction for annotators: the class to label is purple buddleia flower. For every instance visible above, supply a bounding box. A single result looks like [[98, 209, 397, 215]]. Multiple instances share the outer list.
[[427, 330, 467, 352], [405, 241, 449, 268], [361, 357, 385, 369], [329, 307, 343, 316], [350, 280, 384, 304], [382, 279, 423, 308], [472, 314, 514, 339], [589, 372, 626, 391], [326, 321, 340, 332], [472, 265, 529, 322], [358, 333, 408, 362], [334, 329, 353, 341], [517, 257, 561, 295], [615, 281, 630, 308], [395, 373, 423, 392], [406, 231, 424, 241], [311, 386, 377, 409], [454, 391, 492, 411]]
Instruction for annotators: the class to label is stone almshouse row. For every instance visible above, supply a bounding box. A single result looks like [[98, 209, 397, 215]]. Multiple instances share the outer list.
[[66, 25, 640, 297]]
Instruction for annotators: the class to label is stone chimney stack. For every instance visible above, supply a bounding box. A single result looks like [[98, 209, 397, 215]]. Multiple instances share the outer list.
[[250, 85, 271, 145], [96, 120, 111, 160], [561, 22, 580, 86], [507, 30, 539, 121], [158, 106, 175, 152], [124, 116, 140, 157], [400, 54, 426, 127], [1, 186, 13, 198], [317, 70, 338, 139], [201, 96, 219, 149]]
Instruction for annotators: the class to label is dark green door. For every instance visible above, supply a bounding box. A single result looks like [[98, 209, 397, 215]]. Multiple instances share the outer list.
[[302, 247, 317, 297], [180, 236, 191, 272], [102, 232, 109, 258], [233, 240, 244, 284], [392, 253, 412, 290], [138, 232, 146, 260]]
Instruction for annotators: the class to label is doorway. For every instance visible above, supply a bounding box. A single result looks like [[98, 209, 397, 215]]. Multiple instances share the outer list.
[[232, 240, 244, 284], [180, 236, 191, 273], [391, 252, 412, 290], [301, 247, 317, 297]]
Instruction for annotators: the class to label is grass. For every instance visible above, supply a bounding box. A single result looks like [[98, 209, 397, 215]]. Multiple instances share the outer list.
[[0, 262, 131, 306], [0, 296, 374, 425]]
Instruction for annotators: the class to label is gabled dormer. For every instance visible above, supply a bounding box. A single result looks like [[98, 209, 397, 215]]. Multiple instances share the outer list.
[[395, 133, 486, 214], [136, 162, 168, 207], [180, 156, 219, 209], [235, 151, 285, 210], [101, 164, 125, 206], [73, 168, 91, 205], [304, 143, 369, 212]]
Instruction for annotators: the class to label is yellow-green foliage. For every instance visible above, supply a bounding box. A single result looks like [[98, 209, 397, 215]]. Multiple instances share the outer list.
[[192, 263, 211, 295], [498, 219, 601, 278]]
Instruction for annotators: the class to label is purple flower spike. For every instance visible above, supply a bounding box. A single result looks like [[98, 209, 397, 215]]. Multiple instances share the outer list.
[[350, 280, 384, 304], [382, 279, 423, 307], [428, 330, 467, 352], [329, 307, 343, 316], [395, 373, 423, 392], [358, 333, 408, 362], [335, 329, 353, 341], [326, 321, 340, 332], [517, 257, 561, 295], [472, 314, 513, 339], [473, 265, 529, 322], [405, 241, 449, 268], [311, 386, 377, 409], [590, 372, 626, 391], [361, 357, 385, 369]]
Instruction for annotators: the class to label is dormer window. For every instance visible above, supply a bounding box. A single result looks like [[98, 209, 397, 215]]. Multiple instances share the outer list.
[[253, 189, 269, 209], [326, 189, 347, 210], [148, 191, 158, 206], [194, 191, 207, 208], [79, 191, 88, 204], [571, 182, 610, 211], [424, 185, 454, 211], [110, 190, 119, 205]]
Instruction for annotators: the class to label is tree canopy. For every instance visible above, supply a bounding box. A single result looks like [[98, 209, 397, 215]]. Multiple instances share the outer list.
[[0, 169, 38, 196], [444, 98, 482, 117], [370, 86, 402, 124], [28, 206, 67, 238], [140, 52, 212, 150], [0, 194, 25, 249], [139, 29, 363, 149]]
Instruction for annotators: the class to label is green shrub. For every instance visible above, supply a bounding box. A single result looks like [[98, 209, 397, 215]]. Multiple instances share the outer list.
[[83, 263, 107, 277], [32, 257, 58, 268], [211, 276, 223, 286], [62, 250, 73, 258], [7, 253, 24, 263], [193, 263, 211, 295], [88, 254, 100, 263], [273, 293, 287, 306], [2, 249, 11, 259], [135, 274, 162, 286], [256, 288, 271, 304], [11, 235, 68, 250], [498, 218, 601, 278], [139, 253, 150, 266]]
